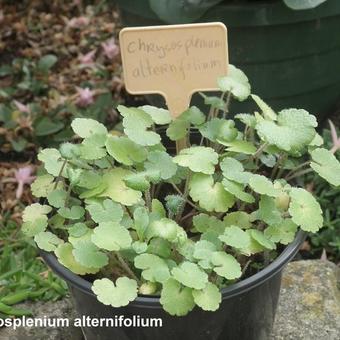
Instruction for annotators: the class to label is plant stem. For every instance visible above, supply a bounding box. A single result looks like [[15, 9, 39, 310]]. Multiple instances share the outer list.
[[252, 142, 268, 160], [284, 161, 311, 180], [271, 154, 286, 180], [241, 259, 252, 278], [116, 252, 140, 284], [222, 91, 232, 119], [285, 168, 313, 181], [171, 182, 200, 211], [53, 159, 68, 189]]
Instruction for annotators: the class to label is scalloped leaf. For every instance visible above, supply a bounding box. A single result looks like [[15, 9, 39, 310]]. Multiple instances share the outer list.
[[105, 135, 147, 166], [55, 243, 99, 275], [220, 157, 252, 184], [249, 175, 280, 197], [211, 252, 241, 280], [58, 206, 85, 220], [31, 174, 55, 198], [22, 203, 52, 237], [288, 188, 323, 232], [219, 226, 251, 250], [310, 148, 340, 186], [34, 231, 64, 252], [193, 213, 225, 233], [249, 230, 276, 250], [91, 222, 132, 251], [257, 195, 283, 225], [224, 212, 252, 229], [72, 240, 108, 269], [92, 277, 138, 307], [71, 118, 108, 139], [171, 261, 208, 289], [192, 282, 221, 312], [217, 65, 251, 101], [251, 94, 277, 121], [99, 168, 142, 206], [218, 139, 256, 155], [140, 105, 172, 125], [86, 199, 123, 223], [146, 218, 179, 242], [38, 148, 66, 177], [199, 118, 237, 143], [160, 278, 195, 316], [124, 169, 160, 191], [173, 146, 218, 175], [193, 240, 216, 269], [166, 106, 205, 141], [134, 253, 170, 283], [47, 189, 67, 208], [222, 178, 255, 203], [235, 113, 256, 128], [189, 174, 235, 212], [144, 151, 177, 180], [264, 219, 298, 245], [118, 105, 160, 146], [255, 108, 317, 152]]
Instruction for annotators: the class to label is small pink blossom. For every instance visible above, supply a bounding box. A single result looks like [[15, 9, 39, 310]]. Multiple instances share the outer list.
[[68, 16, 90, 29], [101, 38, 120, 60], [78, 49, 96, 64], [14, 100, 30, 113], [76, 87, 95, 107], [329, 120, 340, 153], [15, 166, 35, 199]]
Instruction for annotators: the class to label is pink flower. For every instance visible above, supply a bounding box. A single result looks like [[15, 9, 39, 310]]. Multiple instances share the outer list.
[[68, 16, 90, 29], [15, 166, 35, 199], [76, 87, 95, 107], [329, 120, 340, 153], [101, 38, 120, 60], [14, 100, 30, 113], [78, 49, 96, 64]]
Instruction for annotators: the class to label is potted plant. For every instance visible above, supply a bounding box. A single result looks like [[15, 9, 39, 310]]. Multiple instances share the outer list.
[[22, 66, 339, 340], [114, 0, 340, 118]]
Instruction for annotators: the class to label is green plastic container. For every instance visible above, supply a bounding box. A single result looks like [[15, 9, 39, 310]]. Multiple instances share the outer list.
[[116, 0, 340, 119]]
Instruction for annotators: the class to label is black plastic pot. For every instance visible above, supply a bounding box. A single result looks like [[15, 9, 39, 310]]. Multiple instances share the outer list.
[[40, 230, 305, 340]]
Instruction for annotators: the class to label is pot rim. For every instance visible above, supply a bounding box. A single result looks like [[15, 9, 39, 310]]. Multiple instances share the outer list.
[[40, 230, 306, 307]]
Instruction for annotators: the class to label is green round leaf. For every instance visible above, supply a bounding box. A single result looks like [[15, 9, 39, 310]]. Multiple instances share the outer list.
[[71, 118, 108, 139], [160, 278, 195, 316], [173, 146, 218, 175], [92, 277, 138, 307], [192, 282, 221, 312], [217, 65, 251, 101], [92, 222, 132, 251], [134, 253, 170, 283], [105, 135, 147, 166], [189, 174, 235, 212], [72, 240, 108, 269], [171, 261, 208, 289], [288, 188, 323, 232], [211, 252, 241, 280]]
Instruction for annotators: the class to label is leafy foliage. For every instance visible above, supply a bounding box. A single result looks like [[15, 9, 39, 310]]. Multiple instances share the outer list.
[[25, 65, 335, 316]]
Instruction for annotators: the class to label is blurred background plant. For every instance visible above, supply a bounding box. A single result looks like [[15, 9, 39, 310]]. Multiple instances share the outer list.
[[0, 0, 125, 157], [302, 124, 340, 264]]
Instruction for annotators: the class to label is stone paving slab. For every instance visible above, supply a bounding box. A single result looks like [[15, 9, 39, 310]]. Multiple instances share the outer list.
[[0, 260, 339, 340]]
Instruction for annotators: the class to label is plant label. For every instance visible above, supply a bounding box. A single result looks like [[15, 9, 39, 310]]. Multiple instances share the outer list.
[[120, 22, 228, 118]]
